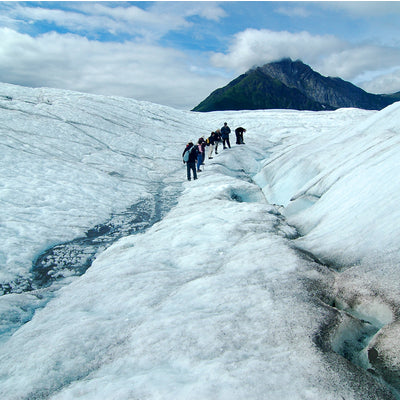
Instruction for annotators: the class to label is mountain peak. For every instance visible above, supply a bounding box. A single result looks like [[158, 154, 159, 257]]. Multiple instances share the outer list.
[[192, 60, 396, 112]]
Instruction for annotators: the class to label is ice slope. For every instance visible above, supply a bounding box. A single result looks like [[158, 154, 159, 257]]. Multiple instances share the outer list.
[[0, 84, 196, 285], [253, 101, 400, 395], [260, 102, 400, 268], [1, 82, 400, 399]]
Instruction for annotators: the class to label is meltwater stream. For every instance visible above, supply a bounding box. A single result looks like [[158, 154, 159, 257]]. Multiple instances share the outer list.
[[309, 264, 400, 399], [32, 183, 181, 288], [33, 199, 157, 287], [0, 182, 182, 341]]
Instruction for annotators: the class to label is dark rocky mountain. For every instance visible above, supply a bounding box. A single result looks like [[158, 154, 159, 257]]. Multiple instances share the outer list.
[[192, 59, 397, 112], [382, 91, 400, 102]]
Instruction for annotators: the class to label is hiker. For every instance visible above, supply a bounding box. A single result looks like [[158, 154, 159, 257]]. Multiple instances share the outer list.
[[199, 137, 207, 165], [221, 122, 231, 149], [235, 127, 246, 144], [197, 138, 206, 172], [214, 129, 222, 154], [207, 132, 216, 159], [182, 142, 198, 181]]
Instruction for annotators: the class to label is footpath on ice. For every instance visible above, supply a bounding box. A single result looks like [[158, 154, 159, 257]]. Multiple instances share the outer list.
[[1, 83, 400, 399]]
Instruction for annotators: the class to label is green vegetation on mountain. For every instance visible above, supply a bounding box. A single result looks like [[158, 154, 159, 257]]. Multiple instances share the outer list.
[[192, 59, 397, 112]]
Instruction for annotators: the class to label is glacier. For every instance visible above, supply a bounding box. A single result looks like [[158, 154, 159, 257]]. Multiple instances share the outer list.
[[1, 82, 400, 399]]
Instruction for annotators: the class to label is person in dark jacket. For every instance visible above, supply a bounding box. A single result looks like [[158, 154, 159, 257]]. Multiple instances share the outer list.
[[235, 127, 246, 144], [221, 122, 231, 149], [182, 142, 198, 181], [207, 131, 216, 159]]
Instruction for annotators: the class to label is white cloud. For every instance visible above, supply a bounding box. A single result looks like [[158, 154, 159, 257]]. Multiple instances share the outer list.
[[319, 2, 400, 18], [6, 3, 187, 40], [361, 69, 400, 94], [210, 29, 346, 72], [148, 1, 227, 22], [76, 2, 191, 38], [275, 6, 311, 18], [316, 45, 400, 79], [313, 45, 400, 94], [5, 2, 227, 40], [0, 28, 226, 109], [0, 2, 231, 109]]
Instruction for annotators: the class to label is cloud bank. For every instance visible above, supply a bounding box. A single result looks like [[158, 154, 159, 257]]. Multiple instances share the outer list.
[[0, 2, 233, 109], [0, 27, 226, 109]]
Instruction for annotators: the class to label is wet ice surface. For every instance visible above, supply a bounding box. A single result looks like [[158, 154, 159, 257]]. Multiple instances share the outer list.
[[0, 188, 181, 343], [2, 83, 400, 399], [32, 186, 180, 288]]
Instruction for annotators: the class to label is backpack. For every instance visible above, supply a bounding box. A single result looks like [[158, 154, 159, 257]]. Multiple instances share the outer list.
[[183, 146, 193, 162]]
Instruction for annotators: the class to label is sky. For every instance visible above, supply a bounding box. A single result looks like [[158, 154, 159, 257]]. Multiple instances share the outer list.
[[1, 1, 400, 109]]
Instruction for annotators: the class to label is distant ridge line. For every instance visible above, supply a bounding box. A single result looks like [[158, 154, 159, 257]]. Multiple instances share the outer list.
[[192, 58, 400, 112]]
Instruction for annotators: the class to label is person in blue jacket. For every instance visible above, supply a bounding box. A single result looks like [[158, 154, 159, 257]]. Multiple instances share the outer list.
[[221, 122, 231, 149]]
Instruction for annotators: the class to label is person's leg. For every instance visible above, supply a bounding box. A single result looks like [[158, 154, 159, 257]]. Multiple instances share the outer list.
[[186, 163, 191, 180], [192, 163, 197, 180], [209, 144, 214, 158], [197, 154, 202, 171]]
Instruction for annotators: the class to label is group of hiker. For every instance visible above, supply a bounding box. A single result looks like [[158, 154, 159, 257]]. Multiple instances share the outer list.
[[182, 123, 247, 181]]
